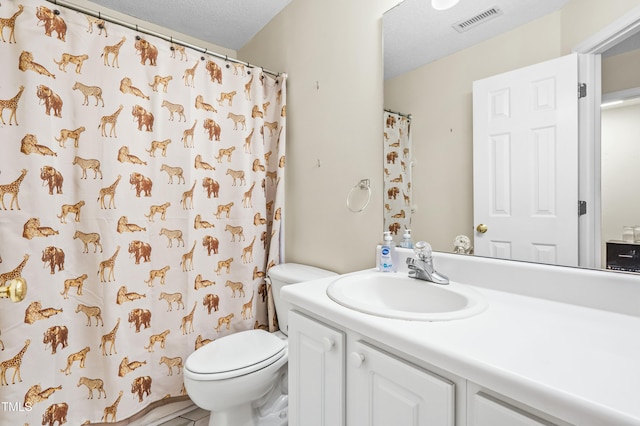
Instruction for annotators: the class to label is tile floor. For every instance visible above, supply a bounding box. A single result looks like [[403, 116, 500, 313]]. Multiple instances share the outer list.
[[157, 407, 209, 426]]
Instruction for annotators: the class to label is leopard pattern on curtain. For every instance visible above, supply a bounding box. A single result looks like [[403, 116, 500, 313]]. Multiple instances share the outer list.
[[0, 1, 286, 424]]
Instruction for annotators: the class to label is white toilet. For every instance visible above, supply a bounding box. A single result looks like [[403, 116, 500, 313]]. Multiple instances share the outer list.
[[183, 263, 337, 426]]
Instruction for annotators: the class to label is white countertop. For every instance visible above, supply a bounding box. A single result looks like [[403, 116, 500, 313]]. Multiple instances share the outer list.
[[281, 268, 640, 426]]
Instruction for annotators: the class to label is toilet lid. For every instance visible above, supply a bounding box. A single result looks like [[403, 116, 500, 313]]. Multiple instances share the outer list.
[[185, 330, 286, 377]]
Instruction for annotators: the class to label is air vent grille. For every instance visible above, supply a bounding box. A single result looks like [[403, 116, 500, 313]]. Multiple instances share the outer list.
[[453, 7, 503, 33]]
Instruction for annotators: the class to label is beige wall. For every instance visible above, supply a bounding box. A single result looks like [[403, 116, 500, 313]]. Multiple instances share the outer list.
[[602, 49, 640, 93], [560, 0, 640, 54], [384, 0, 640, 253], [241, 0, 399, 273]]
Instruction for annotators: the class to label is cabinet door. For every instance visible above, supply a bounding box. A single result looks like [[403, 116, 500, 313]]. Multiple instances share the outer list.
[[469, 391, 558, 426], [288, 311, 345, 426], [348, 340, 455, 426]]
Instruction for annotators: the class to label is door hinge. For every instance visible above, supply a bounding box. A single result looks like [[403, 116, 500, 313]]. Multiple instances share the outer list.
[[578, 83, 587, 98], [578, 200, 587, 216]]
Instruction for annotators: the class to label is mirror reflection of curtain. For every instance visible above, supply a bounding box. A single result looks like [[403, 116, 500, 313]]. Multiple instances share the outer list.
[[0, 0, 285, 424], [383, 110, 411, 241]]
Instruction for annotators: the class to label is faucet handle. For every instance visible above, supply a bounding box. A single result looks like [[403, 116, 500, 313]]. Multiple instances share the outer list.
[[413, 241, 432, 260]]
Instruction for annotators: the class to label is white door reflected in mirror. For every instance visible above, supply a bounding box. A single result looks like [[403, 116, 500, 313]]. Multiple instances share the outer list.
[[472, 54, 579, 266]]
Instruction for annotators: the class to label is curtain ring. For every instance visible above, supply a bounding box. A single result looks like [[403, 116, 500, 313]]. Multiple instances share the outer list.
[[347, 179, 371, 213]]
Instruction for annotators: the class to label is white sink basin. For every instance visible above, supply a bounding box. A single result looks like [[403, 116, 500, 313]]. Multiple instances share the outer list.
[[326, 271, 488, 321]]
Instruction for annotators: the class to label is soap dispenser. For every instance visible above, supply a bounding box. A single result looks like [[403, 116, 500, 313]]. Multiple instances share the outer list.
[[378, 231, 396, 272], [399, 229, 414, 249]]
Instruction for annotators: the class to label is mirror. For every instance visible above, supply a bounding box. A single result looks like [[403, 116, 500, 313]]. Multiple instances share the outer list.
[[601, 95, 640, 271], [383, 0, 640, 272]]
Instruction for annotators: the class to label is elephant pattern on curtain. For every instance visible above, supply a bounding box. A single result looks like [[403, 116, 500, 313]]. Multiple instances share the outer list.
[[0, 0, 286, 424]]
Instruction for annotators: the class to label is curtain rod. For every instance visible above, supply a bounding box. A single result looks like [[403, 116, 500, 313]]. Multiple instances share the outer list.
[[46, 0, 284, 78], [384, 109, 412, 119]]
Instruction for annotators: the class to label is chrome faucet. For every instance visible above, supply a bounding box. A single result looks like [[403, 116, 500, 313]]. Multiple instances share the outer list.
[[406, 241, 449, 285]]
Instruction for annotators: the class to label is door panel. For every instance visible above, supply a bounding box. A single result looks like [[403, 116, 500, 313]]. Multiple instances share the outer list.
[[473, 53, 579, 266]]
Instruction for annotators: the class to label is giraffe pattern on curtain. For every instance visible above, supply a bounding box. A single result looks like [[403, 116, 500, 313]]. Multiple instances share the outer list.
[[0, 1, 286, 424]]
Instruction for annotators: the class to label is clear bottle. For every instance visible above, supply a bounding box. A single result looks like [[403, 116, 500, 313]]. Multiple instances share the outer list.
[[399, 229, 414, 249], [378, 231, 396, 272]]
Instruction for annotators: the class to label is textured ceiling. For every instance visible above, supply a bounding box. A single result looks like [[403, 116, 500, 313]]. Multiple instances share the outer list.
[[383, 0, 570, 79], [86, 0, 292, 51]]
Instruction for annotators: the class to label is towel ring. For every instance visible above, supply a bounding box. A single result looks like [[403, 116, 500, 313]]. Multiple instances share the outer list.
[[347, 179, 371, 213]]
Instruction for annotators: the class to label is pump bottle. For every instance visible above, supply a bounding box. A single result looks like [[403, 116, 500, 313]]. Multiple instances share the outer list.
[[399, 229, 414, 249], [378, 231, 396, 272]]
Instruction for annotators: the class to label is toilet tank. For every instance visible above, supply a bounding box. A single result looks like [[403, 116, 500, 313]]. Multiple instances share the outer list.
[[268, 263, 337, 335]]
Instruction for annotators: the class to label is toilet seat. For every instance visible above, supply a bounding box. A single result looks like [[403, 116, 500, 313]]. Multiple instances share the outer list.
[[184, 329, 286, 380]]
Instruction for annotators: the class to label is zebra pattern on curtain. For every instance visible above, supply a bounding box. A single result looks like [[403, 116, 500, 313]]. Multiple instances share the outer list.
[[383, 110, 411, 242], [0, 0, 286, 424]]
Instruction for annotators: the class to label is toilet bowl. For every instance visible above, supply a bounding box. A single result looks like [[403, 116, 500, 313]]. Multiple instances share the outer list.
[[183, 263, 337, 426]]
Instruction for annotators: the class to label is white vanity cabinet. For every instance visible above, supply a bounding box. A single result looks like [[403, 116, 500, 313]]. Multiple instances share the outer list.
[[282, 262, 640, 425], [288, 310, 345, 426], [288, 310, 455, 426], [288, 310, 574, 426], [348, 339, 455, 425]]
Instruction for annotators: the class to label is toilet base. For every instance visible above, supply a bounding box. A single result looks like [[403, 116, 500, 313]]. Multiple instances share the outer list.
[[205, 372, 288, 426], [257, 394, 288, 426], [208, 399, 287, 426], [208, 405, 254, 426]]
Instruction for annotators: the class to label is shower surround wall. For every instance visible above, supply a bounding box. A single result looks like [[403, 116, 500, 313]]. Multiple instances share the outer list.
[[0, 0, 286, 424]]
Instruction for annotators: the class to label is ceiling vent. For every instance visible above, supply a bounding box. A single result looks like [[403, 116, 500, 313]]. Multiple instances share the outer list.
[[452, 6, 503, 33]]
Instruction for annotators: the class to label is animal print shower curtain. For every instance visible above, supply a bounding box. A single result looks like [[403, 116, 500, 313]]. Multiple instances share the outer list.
[[0, 1, 286, 424], [383, 110, 411, 241]]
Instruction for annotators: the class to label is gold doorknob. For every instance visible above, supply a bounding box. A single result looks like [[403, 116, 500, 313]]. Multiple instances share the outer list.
[[476, 224, 488, 234], [0, 277, 27, 303]]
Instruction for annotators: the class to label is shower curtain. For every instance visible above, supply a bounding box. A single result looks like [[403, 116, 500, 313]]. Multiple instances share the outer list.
[[383, 110, 411, 241], [0, 0, 286, 424]]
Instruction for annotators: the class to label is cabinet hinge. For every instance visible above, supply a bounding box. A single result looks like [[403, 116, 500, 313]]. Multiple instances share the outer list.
[[578, 83, 587, 99], [578, 200, 587, 216]]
